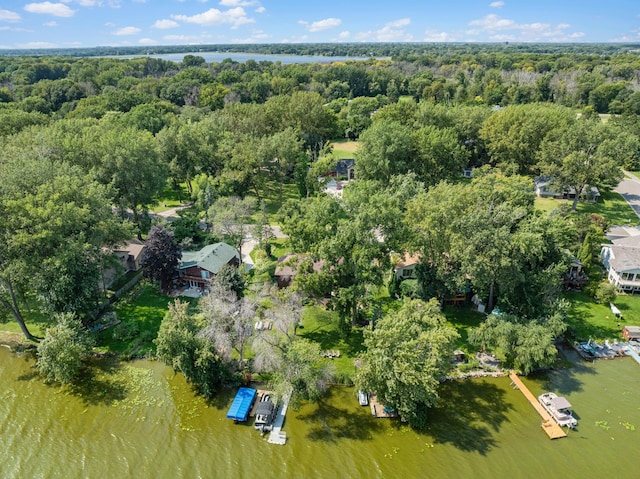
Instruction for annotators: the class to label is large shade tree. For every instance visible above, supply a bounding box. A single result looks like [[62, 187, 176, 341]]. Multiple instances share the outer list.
[[355, 299, 459, 428]]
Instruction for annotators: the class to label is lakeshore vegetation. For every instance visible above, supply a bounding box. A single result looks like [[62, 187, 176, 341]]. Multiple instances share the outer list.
[[2, 43, 640, 426]]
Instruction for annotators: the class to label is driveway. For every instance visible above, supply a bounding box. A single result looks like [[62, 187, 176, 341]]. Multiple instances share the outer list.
[[615, 172, 640, 221]]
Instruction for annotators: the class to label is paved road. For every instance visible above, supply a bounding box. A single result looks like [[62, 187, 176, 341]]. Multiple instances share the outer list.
[[615, 171, 640, 221]]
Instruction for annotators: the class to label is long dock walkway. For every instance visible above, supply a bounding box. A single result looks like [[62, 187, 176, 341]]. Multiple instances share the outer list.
[[509, 371, 567, 440], [268, 390, 291, 445]]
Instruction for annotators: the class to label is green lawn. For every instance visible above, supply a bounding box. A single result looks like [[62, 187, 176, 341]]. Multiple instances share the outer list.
[[535, 190, 639, 226], [442, 305, 485, 353], [251, 180, 300, 223], [565, 291, 640, 341], [330, 139, 359, 159], [299, 305, 365, 378], [150, 183, 188, 213], [96, 283, 195, 357]]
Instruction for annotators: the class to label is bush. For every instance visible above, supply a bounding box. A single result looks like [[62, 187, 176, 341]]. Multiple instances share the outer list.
[[594, 281, 617, 304], [37, 313, 95, 384], [112, 321, 140, 342], [399, 279, 420, 298]]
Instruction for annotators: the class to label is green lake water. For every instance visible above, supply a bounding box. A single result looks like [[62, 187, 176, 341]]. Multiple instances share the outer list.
[[1, 346, 639, 479]]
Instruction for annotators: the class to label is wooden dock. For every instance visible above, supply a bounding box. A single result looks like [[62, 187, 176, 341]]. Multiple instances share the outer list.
[[508, 371, 567, 440], [369, 395, 399, 418]]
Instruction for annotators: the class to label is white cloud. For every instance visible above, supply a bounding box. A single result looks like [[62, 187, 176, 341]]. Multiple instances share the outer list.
[[219, 0, 258, 5], [0, 8, 21, 22], [467, 14, 580, 41], [24, 2, 76, 17], [17, 41, 57, 48], [44, 20, 58, 26], [138, 37, 158, 44], [172, 7, 254, 28], [338, 31, 350, 39], [152, 19, 179, 29], [356, 18, 412, 42], [423, 29, 456, 42], [255, 6, 265, 13], [490, 1, 504, 7], [231, 29, 271, 43], [305, 17, 341, 32], [113, 26, 141, 35], [77, 0, 101, 5]]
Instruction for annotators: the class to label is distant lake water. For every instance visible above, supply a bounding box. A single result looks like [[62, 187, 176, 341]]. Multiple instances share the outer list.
[[114, 52, 375, 64]]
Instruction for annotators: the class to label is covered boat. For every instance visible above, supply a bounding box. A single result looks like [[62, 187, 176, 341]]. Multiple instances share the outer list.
[[358, 390, 369, 406], [538, 392, 577, 428], [227, 387, 257, 422], [254, 393, 277, 432]]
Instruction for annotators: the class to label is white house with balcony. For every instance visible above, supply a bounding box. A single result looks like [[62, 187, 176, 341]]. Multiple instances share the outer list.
[[601, 236, 640, 293]]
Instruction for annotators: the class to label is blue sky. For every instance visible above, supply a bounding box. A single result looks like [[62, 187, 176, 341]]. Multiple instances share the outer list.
[[1, 0, 639, 50]]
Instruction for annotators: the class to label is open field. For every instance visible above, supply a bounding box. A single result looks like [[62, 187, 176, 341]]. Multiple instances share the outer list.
[[331, 139, 359, 159]]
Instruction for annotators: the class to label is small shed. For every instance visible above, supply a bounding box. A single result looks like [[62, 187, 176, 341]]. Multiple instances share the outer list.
[[623, 326, 640, 341]]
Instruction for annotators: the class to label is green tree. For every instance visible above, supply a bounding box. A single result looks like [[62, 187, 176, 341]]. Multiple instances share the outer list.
[[538, 118, 631, 210], [37, 313, 95, 384], [155, 299, 229, 398], [479, 103, 575, 174], [355, 299, 459, 428], [355, 119, 415, 182], [469, 309, 566, 374]]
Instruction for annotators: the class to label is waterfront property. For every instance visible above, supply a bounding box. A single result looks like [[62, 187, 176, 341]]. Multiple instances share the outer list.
[[226, 387, 257, 423], [179, 242, 240, 290], [601, 235, 640, 293]]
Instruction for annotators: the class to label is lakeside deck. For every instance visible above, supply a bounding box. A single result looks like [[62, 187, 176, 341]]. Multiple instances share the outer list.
[[369, 395, 399, 418], [509, 371, 567, 440]]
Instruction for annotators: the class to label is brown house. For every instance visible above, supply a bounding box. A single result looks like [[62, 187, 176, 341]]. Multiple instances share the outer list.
[[274, 254, 324, 288], [179, 242, 240, 290]]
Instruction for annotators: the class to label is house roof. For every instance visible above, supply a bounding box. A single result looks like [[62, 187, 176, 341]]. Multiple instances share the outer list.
[[394, 252, 420, 271], [116, 239, 145, 259], [604, 243, 640, 273], [335, 159, 355, 175], [533, 176, 600, 196], [179, 242, 239, 274], [274, 254, 324, 277], [607, 225, 640, 242]]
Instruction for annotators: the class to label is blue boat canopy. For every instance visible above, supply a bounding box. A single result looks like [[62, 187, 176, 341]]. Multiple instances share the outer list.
[[226, 387, 257, 422]]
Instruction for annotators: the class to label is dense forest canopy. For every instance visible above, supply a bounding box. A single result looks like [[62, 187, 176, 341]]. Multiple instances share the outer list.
[[2, 42, 640, 390]]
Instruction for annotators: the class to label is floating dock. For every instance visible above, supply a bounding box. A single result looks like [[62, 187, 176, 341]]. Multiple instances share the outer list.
[[508, 371, 567, 440], [369, 395, 398, 418], [268, 390, 291, 445]]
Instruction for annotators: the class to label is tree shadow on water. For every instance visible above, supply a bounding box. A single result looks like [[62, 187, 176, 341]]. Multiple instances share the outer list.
[[66, 357, 129, 406], [424, 380, 513, 455], [295, 388, 384, 443]]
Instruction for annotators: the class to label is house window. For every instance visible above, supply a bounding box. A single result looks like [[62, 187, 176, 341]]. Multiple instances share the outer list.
[[402, 268, 414, 278], [201, 270, 210, 279], [622, 273, 634, 281]]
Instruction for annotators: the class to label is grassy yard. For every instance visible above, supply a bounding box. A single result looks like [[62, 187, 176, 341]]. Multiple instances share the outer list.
[[331, 139, 359, 159], [299, 305, 365, 379], [252, 180, 300, 224], [96, 283, 196, 357], [442, 305, 485, 353], [535, 190, 639, 226], [565, 291, 640, 341], [150, 183, 188, 213]]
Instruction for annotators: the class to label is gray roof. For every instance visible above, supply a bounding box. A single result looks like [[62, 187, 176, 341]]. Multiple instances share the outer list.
[[606, 245, 640, 273], [624, 325, 640, 335], [606, 225, 640, 242], [179, 242, 239, 274]]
